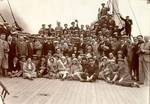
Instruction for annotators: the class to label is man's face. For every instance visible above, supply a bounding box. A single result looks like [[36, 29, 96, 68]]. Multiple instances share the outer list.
[[82, 59, 87, 64], [102, 4, 105, 7], [48, 25, 51, 28], [89, 59, 95, 65], [120, 40, 124, 44], [42, 25, 45, 28], [72, 23, 75, 27], [64, 24, 68, 28], [57, 22, 61, 26], [137, 36, 143, 42], [133, 38, 138, 43], [126, 16, 129, 20], [27, 58, 32, 63], [21, 57, 26, 62], [81, 25, 84, 29], [0, 34, 6, 40], [0, 25, 3, 28]]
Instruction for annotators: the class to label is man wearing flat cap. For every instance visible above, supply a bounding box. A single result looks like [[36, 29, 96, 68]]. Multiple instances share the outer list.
[[47, 24, 54, 36]]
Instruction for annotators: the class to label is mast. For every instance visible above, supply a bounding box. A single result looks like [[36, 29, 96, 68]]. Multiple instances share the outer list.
[[111, 0, 123, 27], [6, 0, 22, 31]]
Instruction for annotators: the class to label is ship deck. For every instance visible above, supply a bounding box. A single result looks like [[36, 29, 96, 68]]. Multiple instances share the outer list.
[[0, 78, 149, 104]]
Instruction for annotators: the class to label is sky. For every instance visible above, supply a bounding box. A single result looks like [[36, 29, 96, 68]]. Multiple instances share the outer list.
[[0, 0, 150, 36]]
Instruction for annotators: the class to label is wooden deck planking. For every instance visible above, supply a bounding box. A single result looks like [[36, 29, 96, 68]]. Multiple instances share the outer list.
[[0, 78, 149, 104]]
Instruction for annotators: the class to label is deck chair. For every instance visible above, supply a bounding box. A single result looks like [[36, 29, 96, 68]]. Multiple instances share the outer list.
[[0, 81, 9, 104]]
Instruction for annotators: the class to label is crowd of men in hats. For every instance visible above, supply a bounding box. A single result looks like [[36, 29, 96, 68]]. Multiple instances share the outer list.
[[0, 3, 149, 88]]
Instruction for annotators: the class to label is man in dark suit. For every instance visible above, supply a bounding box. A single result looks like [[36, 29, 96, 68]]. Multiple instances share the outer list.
[[63, 24, 69, 34], [116, 39, 128, 58], [119, 14, 133, 38], [7, 35, 17, 73], [42, 38, 55, 56], [132, 37, 140, 81]]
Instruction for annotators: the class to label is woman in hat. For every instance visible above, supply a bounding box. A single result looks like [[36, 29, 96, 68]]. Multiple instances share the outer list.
[[47, 56, 58, 79], [23, 58, 37, 80], [58, 56, 70, 80], [69, 58, 84, 81], [98, 56, 109, 80], [85, 45, 94, 58]]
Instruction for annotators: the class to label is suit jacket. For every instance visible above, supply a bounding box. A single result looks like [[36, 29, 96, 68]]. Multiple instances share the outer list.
[[120, 16, 132, 31], [17, 41, 28, 57], [42, 42, 55, 55], [0, 39, 5, 57], [117, 43, 128, 58], [8, 42, 16, 59], [140, 42, 150, 62]]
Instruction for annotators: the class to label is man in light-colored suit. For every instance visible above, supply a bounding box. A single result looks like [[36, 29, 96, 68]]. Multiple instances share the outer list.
[[0, 33, 9, 76], [0, 35, 5, 76], [139, 36, 150, 85]]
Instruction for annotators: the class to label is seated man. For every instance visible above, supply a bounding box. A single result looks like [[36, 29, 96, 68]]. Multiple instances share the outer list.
[[101, 60, 118, 83], [37, 57, 47, 77], [114, 59, 140, 88], [84, 57, 99, 82], [8, 57, 22, 77], [23, 58, 37, 80]]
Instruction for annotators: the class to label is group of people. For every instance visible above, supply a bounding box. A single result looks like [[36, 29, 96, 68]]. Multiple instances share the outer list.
[[0, 3, 149, 88]]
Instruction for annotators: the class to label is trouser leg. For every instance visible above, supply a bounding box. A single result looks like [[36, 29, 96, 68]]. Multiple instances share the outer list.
[[139, 60, 144, 84]]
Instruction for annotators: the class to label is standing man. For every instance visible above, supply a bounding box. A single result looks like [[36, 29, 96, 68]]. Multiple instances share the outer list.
[[98, 3, 110, 17], [119, 14, 133, 38], [132, 37, 140, 81], [138, 36, 150, 85], [16, 36, 28, 58], [7, 35, 17, 75], [55, 22, 63, 35], [39, 24, 46, 35], [47, 24, 54, 36], [0, 33, 9, 76], [63, 24, 69, 34]]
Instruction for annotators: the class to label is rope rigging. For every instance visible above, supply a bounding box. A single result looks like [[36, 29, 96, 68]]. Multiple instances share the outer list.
[[106, 0, 142, 38], [127, 0, 142, 35]]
